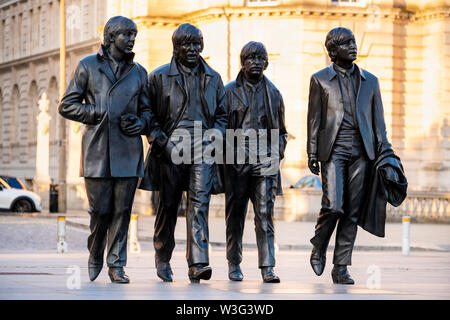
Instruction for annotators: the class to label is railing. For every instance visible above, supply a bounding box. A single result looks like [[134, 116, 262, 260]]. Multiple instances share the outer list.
[[387, 191, 450, 222], [275, 189, 450, 223]]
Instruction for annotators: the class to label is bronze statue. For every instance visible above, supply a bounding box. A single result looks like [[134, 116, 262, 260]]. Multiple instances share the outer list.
[[223, 42, 287, 283], [138, 23, 227, 283], [59, 16, 151, 283], [307, 27, 402, 284]]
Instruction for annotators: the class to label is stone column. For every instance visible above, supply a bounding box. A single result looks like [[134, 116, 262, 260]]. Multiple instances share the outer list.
[[33, 92, 52, 209]]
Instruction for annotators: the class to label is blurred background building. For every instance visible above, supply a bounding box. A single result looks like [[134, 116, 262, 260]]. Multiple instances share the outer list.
[[0, 0, 448, 220]]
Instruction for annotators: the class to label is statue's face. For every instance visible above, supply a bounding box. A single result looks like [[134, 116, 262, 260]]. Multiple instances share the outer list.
[[175, 36, 203, 68], [334, 31, 357, 63], [242, 51, 268, 79], [112, 28, 137, 55]]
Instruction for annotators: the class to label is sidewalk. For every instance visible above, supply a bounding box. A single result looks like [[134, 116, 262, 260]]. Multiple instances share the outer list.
[[28, 210, 450, 252], [2, 211, 450, 300]]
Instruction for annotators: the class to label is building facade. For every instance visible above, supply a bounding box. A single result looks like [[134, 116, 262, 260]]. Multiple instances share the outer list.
[[0, 0, 449, 216]]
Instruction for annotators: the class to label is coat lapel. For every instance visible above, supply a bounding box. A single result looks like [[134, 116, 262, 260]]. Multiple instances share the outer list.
[[98, 60, 116, 84], [327, 64, 344, 116], [200, 57, 214, 91], [168, 57, 187, 98], [115, 63, 135, 84], [263, 76, 276, 129], [233, 71, 249, 108], [354, 64, 366, 114]]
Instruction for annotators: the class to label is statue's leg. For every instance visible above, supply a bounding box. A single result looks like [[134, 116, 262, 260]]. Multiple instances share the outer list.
[[224, 165, 251, 266], [154, 161, 185, 265], [334, 136, 370, 266], [85, 178, 113, 268], [310, 156, 347, 252], [186, 163, 213, 267], [105, 177, 138, 268], [249, 174, 277, 268]]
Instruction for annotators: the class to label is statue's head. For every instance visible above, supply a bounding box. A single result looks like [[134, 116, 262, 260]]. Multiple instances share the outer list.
[[172, 23, 204, 68], [240, 41, 268, 80], [325, 27, 357, 63], [103, 16, 137, 54]]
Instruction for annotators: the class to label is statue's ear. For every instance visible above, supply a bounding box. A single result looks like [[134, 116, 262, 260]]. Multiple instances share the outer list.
[[199, 38, 204, 53], [108, 33, 116, 44], [329, 50, 336, 62], [264, 60, 269, 70]]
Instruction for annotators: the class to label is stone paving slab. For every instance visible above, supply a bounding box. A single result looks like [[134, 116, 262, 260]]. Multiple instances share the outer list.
[[0, 250, 449, 300]]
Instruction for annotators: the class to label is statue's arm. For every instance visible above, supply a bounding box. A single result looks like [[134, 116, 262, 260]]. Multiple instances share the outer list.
[[213, 76, 228, 136], [146, 72, 168, 148], [278, 93, 287, 160], [372, 77, 392, 156], [307, 75, 321, 157], [306, 75, 322, 175], [58, 61, 101, 125], [136, 66, 151, 133]]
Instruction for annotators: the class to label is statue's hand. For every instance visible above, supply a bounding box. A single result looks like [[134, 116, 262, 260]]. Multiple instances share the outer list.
[[308, 154, 320, 175], [120, 114, 145, 136]]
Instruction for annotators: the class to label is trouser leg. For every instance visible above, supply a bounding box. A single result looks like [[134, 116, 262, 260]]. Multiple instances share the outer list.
[[310, 157, 347, 251], [224, 165, 250, 265], [250, 175, 277, 268], [105, 177, 138, 267], [186, 163, 213, 267], [153, 162, 184, 264], [85, 178, 113, 266], [333, 146, 370, 265]]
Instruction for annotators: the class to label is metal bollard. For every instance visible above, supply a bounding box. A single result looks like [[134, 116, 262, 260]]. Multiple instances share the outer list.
[[57, 216, 68, 253], [402, 216, 410, 256], [129, 214, 141, 254]]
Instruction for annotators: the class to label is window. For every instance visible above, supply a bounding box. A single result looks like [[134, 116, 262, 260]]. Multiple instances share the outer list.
[[247, 0, 278, 7]]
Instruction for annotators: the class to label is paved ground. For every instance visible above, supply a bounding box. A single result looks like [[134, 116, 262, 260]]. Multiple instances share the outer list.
[[1, 250, 450, 300], [0, 213, 449, 300]]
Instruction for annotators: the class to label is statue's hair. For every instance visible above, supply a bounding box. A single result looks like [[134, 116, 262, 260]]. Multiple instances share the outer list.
[[325, 27, 354, 62], [240, 41, 268, 66], [172, 23, 204, 53], [103, 16, 137, 49]]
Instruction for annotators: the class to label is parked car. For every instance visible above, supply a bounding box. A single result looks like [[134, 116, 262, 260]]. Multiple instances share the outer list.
[[0, 175, 26, 190], [0, 179, 42, 212], [290, 175, 322, 190]]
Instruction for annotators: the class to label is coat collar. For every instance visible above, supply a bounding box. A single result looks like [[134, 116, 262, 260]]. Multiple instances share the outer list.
[[233, 70, 276, 128], [97, 45, 136, 85], [328, 63, 366, 81], [168, 56, 214, 77], [235, 70, 269, 88]]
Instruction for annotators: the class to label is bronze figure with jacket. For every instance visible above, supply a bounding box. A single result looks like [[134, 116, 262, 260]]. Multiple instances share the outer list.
[[59, 16, 151, 283], [223, 42, 287, 283], [138, 23, 227, 283], [306, 27, 403, 284]]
